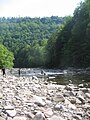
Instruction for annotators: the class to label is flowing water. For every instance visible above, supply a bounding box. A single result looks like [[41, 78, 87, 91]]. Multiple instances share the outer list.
[[11, 68, 90, 88]]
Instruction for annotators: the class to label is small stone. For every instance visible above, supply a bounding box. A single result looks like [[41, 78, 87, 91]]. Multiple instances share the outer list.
[[69, 98, 76, 104], [0, 93, 3, 99]]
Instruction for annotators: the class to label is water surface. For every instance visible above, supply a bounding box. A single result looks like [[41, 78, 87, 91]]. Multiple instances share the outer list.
[[11, 68, 90, 87]]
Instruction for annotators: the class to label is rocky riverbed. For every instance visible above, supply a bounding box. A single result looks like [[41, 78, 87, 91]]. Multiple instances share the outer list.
[[0, 74, 90, 120]]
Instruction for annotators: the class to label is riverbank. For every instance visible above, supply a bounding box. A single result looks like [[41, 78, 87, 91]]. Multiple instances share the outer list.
[[0, 75, 90, 120]]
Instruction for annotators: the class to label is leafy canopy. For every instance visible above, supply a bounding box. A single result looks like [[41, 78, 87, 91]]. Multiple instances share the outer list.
[[46, 0, 90, 68], [0, 44, 14, 68]]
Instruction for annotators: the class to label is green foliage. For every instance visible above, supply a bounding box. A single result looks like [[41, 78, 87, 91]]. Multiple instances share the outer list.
[[0, 44, 14, 68], [0, 16, 65, 68], [46, 0, 90, 68], [15, 40, 47, 68]]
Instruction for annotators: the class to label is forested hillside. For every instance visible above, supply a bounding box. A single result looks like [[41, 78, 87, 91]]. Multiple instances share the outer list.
[[0, 0, 89, 69], [46, 0, 90, 68], [0, 16, 66, 67]]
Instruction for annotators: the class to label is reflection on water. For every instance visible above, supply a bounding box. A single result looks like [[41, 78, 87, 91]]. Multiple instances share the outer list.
[[48, 74, 90, 88], [11, 68, 90, 88]]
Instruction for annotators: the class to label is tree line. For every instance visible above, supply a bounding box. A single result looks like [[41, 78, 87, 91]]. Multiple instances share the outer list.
[[0, 0, 90, 69], [46, 0, 90, 68], [0, 16, 66, 68]]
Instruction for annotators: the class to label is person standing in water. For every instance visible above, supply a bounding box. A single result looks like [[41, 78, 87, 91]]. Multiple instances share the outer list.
[[18, 68, 21, 77]]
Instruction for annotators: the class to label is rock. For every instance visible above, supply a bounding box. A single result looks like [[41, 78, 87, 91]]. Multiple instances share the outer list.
[[83, 103, 90, 109], [69, 97, 76, 104], [45, 99, 52, 106], [42, 108, 53, 118], [33, 111, 45, 120], [78, 84, 84, 88], [65, 99, 76, 110], [64, 85, 72, 91], [75, 112, 83, 117], [32, 76, 38, 80], [0, 93, 3, 99], [64, 99, 71, 105], [63, 91, 75, 97], [86, 110, 90, 117], [0, 69, 89, 120], [7, 117, 13, 120], [73, 115, 82, 120], [11, 116, 27, 120], [80, 88, 89, 93], [77, 95, 85, 103], [24, 111, 35, 119], [32, 95, 46, 107], [6, 109, 16, 117], [76, 98, 82, 104], [68, 103, 76, 110], [54, 104, 67, 112], [54, 104, 63, 111], [4, 105, 14, 110], [47, 115, 64, 120], [53, 94, 65, 102], [85, 93, 90, 98]]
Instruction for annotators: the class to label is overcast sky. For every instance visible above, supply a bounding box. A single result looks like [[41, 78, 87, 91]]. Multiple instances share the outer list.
[[0, 0, 84, 18]]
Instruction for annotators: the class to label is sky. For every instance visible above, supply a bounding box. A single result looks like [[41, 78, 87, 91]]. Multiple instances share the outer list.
[[0, 0, 84, 18]]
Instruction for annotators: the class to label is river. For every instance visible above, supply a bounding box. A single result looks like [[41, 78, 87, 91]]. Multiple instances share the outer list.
[[10, 68, 90, 88]]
